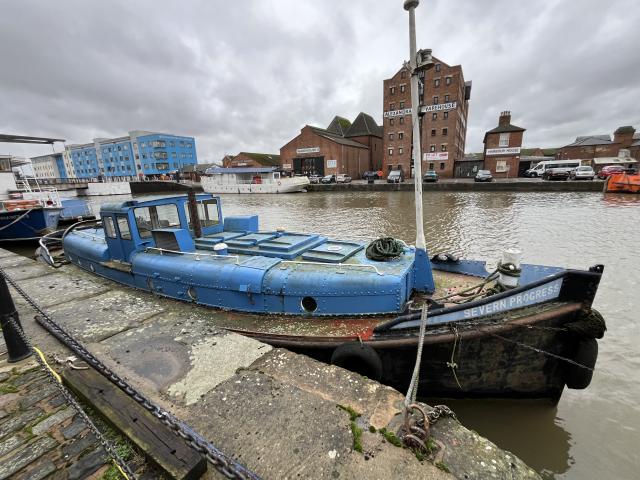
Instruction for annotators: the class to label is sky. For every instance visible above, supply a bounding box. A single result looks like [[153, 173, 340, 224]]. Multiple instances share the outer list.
[[1, 0, 639, 161]]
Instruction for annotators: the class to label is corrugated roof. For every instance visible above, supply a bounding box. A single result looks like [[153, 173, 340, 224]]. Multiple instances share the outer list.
[[326, 116, 352, 136], [563, 135, 613, 147], [310, 127, 368, 148], [236, 152, 281, 166], [345, 112, 382, 138]]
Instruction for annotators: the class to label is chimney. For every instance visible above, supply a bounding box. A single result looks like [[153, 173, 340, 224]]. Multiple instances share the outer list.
[[499, 111, 511, 126], [613, 126, 636, 148]]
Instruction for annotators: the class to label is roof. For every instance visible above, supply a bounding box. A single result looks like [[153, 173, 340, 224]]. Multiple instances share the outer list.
[[345, 112, 382, 138], [236, 152, 281, 166], [631, 139, 640, 147], [326, 116, 352, 136], [483, 123, 525, 141], [0, 134, 65, 144], [181, 162, 217, 173], [309, 127, 368, 148], [563, 135, 613, 147], [206, 167, 278, 174], [593, 157, 638, 165]]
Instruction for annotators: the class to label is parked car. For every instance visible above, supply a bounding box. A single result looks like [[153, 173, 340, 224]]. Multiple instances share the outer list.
[[569, 166, 595, 180], [597, 165, 626, 179], [423, 170, 439, 182], [336, 174, 352, 183], [321, 174, 336, 184], [474, 170, 493, 182], [386, 170, 405, 183], [542, 168, 570, 181], [362, 171, 380, 180], [308, 174, 321, 184]]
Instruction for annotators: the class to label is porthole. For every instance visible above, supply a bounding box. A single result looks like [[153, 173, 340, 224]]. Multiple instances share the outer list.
[[301, 296, 318, 313], [188, 287, 197, 301]]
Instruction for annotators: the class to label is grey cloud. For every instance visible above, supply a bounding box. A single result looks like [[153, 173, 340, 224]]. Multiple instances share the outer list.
[[1, 0, 638, 160]]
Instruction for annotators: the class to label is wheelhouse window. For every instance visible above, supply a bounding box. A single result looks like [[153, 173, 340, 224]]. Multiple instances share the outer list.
[[184, 199, 220, 229], [116, 216, 132, 240], [103, 216, 117, 239], [134, 204, 181, 238]]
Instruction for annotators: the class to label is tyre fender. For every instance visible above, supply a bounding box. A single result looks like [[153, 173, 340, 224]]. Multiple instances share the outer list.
[[330, 343, 383, 381], [565, 338, 598, 389]]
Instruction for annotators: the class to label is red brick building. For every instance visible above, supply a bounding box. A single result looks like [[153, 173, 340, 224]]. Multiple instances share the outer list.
[[382, 55, 471, 178], [556, 126, 638, 159], [482, 111, 525, 178], [280, 113, 382, 178], [223, 152, 280, 168]]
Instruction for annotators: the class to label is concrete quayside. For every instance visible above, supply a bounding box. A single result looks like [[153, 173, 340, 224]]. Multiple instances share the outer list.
[[0, 247, 541, 479]]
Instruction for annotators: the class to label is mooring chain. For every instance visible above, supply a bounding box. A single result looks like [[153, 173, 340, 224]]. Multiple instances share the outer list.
[[0, 267, 260, 480], [5, 316, 136, 480]]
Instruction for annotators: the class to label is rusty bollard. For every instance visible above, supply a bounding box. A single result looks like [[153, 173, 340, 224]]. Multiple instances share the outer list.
[[0, 274, 32, 363]]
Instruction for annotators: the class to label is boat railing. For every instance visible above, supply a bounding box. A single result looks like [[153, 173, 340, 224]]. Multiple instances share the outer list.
[[278, 260, 384, 276], [144, 247, 240, 264]]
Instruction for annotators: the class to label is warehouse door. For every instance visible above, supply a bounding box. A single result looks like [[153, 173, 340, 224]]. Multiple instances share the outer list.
[[293, 156, 324, 176]]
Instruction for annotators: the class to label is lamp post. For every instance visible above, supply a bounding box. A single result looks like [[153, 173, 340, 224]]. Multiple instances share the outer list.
[[404, 0, 435, 292]]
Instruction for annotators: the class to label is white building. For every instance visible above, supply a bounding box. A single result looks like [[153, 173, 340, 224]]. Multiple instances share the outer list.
[[30, 154, 61, 179]]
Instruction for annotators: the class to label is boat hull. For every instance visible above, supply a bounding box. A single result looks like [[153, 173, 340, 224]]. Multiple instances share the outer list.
[[0, 207, 62, 241], [201, 176, 309, 194], [604, 171, 640, 193]]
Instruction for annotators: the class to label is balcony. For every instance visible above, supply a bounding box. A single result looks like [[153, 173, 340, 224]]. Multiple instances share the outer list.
[[152, 141, 166, 148], [153, 152, 168, 159]]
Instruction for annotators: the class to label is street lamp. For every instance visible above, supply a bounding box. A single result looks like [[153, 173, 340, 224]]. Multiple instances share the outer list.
[[404, 0, 435, 292]]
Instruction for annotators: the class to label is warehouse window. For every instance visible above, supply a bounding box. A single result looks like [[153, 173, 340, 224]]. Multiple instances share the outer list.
[[433, 96, 439, 104], [442, 128, 448, 136], [432, 112, 437, 120], [429, 162, 434, 170], [399, 117, 405, 125], [444, 94, 450, 102], [441, 144, 448, 152], [440, 162, 445, 170], [434, 79, 440, 87], [435, 63, 441, 72], [399, 101, 405, 108], [400, 84, 406, 93], [446, 77, 452, 85], [430, 145, 436, 152], [388, 148, 393, 156], [444, 111, 449, 119], [499, 133, 510, 147], [431, 129, 436, 136], [390, 86, 396, 95], [389, 133, 394, 140], [399, 147, 403, 155], [398, 132, 404, 140], [390, 118, 395, 126]]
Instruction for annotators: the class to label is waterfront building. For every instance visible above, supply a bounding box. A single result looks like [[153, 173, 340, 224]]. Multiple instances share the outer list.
[[223, 152, 281, 169], [382, 55, 471, 178], [30, 153, 66, 180], [61, 130, 197, 180], [482, 111, 525, 178], [556, 126, 638, 172], [280, 113, 382, 178]]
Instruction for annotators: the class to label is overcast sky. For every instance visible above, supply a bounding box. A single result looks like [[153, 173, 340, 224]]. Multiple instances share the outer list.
[[1, 0, 639, 161]]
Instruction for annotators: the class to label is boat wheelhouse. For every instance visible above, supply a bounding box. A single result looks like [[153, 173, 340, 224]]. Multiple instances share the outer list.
[[201, 167, 309, 194]]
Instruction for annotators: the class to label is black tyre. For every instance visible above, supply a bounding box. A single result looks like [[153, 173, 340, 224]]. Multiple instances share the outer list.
[[330, 343, 383, 381], [565, 338, 598, 389]]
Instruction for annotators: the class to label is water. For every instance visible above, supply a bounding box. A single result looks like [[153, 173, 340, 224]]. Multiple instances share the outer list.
[[11, 190, 640, 478]]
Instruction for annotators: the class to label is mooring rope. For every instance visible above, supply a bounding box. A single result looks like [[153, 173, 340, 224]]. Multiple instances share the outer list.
[[405, 303, 428, 407]]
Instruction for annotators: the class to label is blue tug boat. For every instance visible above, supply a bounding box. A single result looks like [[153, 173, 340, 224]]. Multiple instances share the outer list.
[[62, 193, 606, 402]]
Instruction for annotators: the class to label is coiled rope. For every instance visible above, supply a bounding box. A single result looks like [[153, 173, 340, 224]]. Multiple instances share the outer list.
[[365, 237, 404, 261]]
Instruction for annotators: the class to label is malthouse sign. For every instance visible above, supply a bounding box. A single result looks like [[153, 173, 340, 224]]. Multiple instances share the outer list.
[[296, 147, 320, 154], [420, 101, 457, 113], [424, 152, 449, 161], [383, 108, 412, 118], [485, 147, 521, 156]]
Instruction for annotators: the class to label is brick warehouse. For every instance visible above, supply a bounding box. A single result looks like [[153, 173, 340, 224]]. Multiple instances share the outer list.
[[483, 111, 525, 178], [382, 55, 471, 178], [280, 113, 382, 178]]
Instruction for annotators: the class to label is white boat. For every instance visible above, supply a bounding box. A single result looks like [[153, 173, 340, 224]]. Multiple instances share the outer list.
[[201, 167, 309, 194]]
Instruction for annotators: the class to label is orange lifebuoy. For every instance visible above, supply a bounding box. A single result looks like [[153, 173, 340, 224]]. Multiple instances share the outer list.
[[3, 200, 40, 211]]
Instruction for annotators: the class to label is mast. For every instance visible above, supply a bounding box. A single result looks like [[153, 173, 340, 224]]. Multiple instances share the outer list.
[[404, 0, 435, 292]]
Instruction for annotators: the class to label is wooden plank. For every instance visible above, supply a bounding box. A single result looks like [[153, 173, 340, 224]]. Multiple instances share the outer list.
[[62, 367, 207, 480]]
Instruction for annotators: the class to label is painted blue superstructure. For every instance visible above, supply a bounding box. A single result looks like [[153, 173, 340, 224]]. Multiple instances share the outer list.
[[62, 194, 428, 316]]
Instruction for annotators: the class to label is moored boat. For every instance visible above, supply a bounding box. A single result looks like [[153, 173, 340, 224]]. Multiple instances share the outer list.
[[604, 170, 640, 194], [60, 193, 606, 402], [201, 167, 309, 194]]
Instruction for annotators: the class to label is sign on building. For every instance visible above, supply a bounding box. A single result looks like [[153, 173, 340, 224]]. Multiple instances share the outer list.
[[282, 163, 292, 169], [383, 108, 412, 118], [419, 101, 457, 113], [326, 159, 337, 168], [485, 147, 521, 156], [296, 147, 320, 154], [424, 152, 449, 161]]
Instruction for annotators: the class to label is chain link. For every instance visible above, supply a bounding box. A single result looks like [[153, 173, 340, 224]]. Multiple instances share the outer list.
[[1, 266, 261, 480], [5, 315, 136, 479]]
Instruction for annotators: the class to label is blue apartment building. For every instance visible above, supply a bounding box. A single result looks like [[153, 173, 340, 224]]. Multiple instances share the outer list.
[[64, 130, 197, 180]]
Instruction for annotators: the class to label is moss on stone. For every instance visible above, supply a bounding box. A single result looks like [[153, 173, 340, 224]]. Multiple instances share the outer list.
[[379, 428, 403, 448], [0, 384, 18, 394], [368, 425, 376, 433], [435, 461, 451, 473], [337, 404, 361, 422], [350, 421, 363, 453]]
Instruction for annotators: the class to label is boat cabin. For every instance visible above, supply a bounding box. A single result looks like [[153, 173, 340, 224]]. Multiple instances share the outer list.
[[205, 167, 283, 185]]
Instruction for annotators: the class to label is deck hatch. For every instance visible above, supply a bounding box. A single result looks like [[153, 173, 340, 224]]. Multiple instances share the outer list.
[[301, 241, 364, 263]]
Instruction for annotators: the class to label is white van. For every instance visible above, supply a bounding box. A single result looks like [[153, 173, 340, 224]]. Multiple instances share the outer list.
[[525, 160, 582, 177]]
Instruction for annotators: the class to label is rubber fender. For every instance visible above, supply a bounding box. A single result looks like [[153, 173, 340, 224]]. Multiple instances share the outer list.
[[330, 343, 383, 381], [565, 338, 598, 389]]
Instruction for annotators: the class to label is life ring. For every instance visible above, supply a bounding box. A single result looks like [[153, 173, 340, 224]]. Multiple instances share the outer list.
[[330, 343, 383, 381], [565, 338, 598, 389], [277, 181, 282, 186]]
